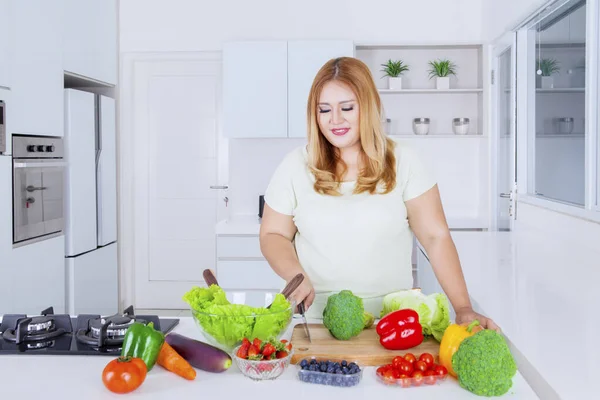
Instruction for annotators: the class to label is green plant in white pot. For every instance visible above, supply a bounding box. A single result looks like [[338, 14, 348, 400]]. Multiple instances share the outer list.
[[381, 59, 409, 90], [536, 58, 560, 89], [428, 59, 457, 90]]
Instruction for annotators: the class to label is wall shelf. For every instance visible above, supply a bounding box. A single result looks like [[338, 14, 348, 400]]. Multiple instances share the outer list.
[[379, 88, 483, 94]]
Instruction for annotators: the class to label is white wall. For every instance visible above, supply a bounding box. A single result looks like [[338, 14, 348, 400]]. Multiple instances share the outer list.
[[483, 0, 547, 42], [119, 0, 484, 53]]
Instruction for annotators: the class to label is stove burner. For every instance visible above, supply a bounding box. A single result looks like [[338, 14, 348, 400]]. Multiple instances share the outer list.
[[0, 307, 69, 345], [75, 306, 148, 348]]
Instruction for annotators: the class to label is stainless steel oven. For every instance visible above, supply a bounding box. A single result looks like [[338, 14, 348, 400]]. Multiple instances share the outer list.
[[12, 135, 66, 246]]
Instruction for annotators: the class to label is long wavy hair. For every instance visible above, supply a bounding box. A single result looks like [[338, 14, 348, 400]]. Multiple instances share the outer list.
[[306, 57, 397, 196]]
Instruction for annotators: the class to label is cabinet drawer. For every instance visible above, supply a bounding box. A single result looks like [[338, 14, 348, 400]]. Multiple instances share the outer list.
[[217, 260, 284, 290], [217, 236, 263, 258]]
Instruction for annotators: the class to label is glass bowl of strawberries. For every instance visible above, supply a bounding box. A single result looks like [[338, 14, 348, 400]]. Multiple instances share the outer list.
[[231, 337, 294, 381]]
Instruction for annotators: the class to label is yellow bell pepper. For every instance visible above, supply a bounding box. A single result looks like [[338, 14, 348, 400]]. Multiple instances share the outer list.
[[438, 320, 482, 377]]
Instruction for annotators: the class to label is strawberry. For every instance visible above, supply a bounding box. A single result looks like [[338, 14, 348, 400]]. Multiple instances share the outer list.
[[258, 362, 274, 372], [241, 338, 251, 349], [247, 345, 262, 360], [275, 350, 288, 359], [236, 345, 249, 359], [261, 343, 276, 358], [252, 338, 262, 350], [280, 339, 292, 352]]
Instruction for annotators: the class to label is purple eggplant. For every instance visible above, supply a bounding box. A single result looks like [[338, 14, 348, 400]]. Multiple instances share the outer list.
[[165, 333, 232, 373]]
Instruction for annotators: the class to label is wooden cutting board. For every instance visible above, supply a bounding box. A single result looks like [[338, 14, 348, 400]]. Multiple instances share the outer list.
[[290, 323, 440, 366]]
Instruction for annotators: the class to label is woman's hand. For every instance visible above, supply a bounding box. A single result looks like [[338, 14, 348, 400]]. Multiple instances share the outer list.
[[288, 275, 315, 312], [455, 307, 501, 332]]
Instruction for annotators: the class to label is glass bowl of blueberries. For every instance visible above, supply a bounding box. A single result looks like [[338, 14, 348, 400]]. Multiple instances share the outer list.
[[297, 358, 363, 387]]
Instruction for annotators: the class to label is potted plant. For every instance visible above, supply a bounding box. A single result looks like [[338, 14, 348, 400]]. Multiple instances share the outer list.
[[428, 59, 457, 90], [536, 58, 560, 89], [381, 59, 409, 90]]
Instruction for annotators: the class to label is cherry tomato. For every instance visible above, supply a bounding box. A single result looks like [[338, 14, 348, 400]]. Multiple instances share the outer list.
[[424, 369, 437, 385], [398, 360, 414, 376], [414, 360, 428, 372], [102, 356, 147, 394], [411, 370, 424, 386], [376, 366, 386, 376], [392, 356, 405, 369], [399, 377, 412, 388], [403, 353, 417, 364], [434, 365, 448, 376], [419, 353, 435, 369]]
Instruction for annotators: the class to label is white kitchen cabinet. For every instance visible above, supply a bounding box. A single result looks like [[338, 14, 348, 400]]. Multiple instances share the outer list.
[[287, 41, 355, 138], [62, 0, 117, 85], [11, 0, 64, 136], [216, 234, 286, 304], [416, 246, 443, 296], [223, 40, 355, 139], [223, 41, 288, 138], [0, 156, 13, 314], [0, 0, 12, 88], [66, 242, 119, 315]]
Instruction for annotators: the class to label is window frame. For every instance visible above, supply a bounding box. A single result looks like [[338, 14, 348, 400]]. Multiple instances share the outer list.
[[514, 0, 600, 220]]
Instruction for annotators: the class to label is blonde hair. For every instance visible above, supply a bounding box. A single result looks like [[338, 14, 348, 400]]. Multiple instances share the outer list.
[[306, 57, 397, 196]]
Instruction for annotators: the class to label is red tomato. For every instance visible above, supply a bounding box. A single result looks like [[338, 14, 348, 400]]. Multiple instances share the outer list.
[[411, 370, 424, 386], [392, 369, 402, 379], [398, 360, 414, 376], [424, 369, 437, 385], [434, 365, 448, 376], [102, 356, 147, 394], [419, 353, 435, 369], [392, 356, 405, 369], [376, 366, 386, 376], [414, 360, 428, 372], [399, 377, 412, 388], [403, 353, 417, 364]]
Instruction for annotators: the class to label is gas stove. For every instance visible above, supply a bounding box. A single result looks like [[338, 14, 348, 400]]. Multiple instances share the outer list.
[[0, 306, 179, 355]]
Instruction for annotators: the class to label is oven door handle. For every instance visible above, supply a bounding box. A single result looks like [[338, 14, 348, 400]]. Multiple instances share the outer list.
[[13, 161, 67, 168]]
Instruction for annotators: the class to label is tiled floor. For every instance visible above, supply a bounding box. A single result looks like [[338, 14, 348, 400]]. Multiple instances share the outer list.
[[137, 309, 192, 317]]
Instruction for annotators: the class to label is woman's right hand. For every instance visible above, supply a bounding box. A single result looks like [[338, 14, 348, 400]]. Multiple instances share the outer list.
[[289, 274, 315, 312]]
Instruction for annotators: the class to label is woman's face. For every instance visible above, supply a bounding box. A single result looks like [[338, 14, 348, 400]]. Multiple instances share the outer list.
[[317, 80, 360, 151]]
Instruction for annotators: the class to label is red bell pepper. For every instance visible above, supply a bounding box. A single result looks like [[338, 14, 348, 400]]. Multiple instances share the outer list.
[[376, 309, 423, 350]]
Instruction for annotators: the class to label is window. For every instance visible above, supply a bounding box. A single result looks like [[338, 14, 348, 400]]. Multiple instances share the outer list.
[[516, 0, 600, 216]]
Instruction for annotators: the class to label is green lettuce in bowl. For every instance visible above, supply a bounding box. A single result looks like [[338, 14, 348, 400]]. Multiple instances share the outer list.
[[183, 285, 294, 351]]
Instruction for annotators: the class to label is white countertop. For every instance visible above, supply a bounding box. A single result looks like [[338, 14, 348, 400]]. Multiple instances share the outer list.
[[216, 215, 488, 235], [0, 317, 538, 399], [422, 231, 599, 400]]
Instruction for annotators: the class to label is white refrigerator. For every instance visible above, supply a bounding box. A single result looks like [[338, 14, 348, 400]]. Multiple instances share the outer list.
[[64, 89, 118, 315]]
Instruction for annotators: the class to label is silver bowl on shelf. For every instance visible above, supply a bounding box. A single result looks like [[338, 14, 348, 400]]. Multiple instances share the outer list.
[[554, 117, 574, 135], [452, 118, 470, 135], [412, 118, 430, 135]]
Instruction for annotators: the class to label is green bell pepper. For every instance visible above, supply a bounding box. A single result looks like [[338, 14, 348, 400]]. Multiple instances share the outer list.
[[120, 322, 165, 371]]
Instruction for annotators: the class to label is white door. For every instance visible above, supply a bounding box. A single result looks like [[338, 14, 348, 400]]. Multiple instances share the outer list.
[[122, 53, 223, 309], [287, 40, 355, 138], [491, 33, 517, 231]]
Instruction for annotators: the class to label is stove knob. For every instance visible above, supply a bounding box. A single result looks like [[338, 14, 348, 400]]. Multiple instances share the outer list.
[[46, 145, 55, 153], [27, 145, 36, 152], [36, 145, 45, 152]]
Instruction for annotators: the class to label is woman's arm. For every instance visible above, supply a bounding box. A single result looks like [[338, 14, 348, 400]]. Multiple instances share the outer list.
[[405, 185, 499, 330], [259, 204, 315, 309]]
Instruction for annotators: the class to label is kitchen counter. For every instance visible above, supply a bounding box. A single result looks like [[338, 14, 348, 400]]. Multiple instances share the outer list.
[[420, 231, 599, 400], [0, 316, 538, 399]]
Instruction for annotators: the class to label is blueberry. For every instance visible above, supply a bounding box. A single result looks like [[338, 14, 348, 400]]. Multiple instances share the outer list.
[[341, 360, 347, 367], [327, 366, 335, 374], [336, 369, 343, 374], [310, 359, 317, 365], [349, 362, 357, 369], [300, 359, 308, 368], [342, 367, 349, 374]]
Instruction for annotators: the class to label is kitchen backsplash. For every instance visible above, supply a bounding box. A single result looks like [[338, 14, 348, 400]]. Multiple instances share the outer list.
[[228, 138, 307, 217]]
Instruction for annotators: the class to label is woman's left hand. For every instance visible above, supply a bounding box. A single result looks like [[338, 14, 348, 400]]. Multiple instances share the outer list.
[[455, 307, 501, 332]]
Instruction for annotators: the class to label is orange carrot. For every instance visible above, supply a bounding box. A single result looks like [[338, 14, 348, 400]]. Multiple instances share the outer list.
[[157, 342, 197, 380]]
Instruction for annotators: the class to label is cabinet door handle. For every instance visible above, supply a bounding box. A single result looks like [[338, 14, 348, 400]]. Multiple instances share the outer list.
[[26, 185, 47, 192], [210, 185, 229, 189]]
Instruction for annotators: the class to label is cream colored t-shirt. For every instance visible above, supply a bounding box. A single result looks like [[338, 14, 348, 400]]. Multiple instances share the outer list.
[[264, 144, 436, 318]]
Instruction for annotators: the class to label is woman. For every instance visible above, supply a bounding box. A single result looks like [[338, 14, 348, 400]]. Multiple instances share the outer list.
[[259, 57, 498, 330]]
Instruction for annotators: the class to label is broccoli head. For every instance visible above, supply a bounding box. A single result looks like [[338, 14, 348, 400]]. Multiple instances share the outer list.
[[322, 290, 374, 340], [452, 329, 517, 397]]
